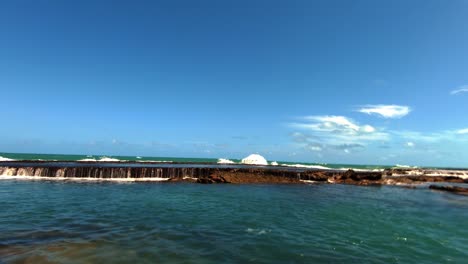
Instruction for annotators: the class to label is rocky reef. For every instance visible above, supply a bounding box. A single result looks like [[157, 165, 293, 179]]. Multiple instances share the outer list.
[[1, 163, 468, 190]]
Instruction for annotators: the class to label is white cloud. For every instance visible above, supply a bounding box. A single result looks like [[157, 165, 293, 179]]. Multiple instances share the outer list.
[[361, 125, 376, 133], [358, 105, 411, 119], [456, 128, 468, 134], [307, 144, 323, 152], [290, 115, 389, 147], [300, 116, 379, 136], [450, 85, 468, 95], [406, 142, 415, 148]]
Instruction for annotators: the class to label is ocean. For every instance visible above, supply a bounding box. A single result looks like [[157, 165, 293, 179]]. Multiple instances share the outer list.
[[0, 152, 408, 171], [0, 180, 467, 263]]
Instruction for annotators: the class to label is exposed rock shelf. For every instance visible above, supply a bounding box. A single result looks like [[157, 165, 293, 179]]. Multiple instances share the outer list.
[[1, 164, 468, 187]]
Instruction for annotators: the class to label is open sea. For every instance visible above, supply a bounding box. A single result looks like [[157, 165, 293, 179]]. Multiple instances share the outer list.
[[1, 180, 467, 263], [0, 152, 429, 170]]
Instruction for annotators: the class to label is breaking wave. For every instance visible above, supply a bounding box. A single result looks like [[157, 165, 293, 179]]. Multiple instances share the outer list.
[[98, 157, 122, 162], [77, 158, 97, 162], [395, 164, 419, 169], [78, 157, 124, 162], [136, 160, 173, 163], [280, 163, 333, 170], [0, 156, 16, 161], [217, 158, 236, 164]]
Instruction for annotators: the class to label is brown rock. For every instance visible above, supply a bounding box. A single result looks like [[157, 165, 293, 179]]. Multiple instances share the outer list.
[[429, 185, 468, 195]]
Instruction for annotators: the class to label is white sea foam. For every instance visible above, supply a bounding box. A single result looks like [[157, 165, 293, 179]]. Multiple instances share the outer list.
[[246, 228, 271, 235], [98, 157, 122, 162], [338, 168, 385, 172], [217, 158, 235, 164], [0, 156, 15, 161], [270, 161, 279, 166], [395, 164, 419, 169], [280, 163, 332, 170], [77, 158, 97, 162], [136, 160, 173, 163], [301, 180, 319, 183], [241, 154, 268, 165], [136, 156, 142, 159], [393, 170, 468, 179], [0, 175, 170, 182]]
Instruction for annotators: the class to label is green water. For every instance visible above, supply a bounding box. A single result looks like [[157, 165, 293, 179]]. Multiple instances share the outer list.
[[0, 152, 394, 170], [0, 181, 467, 263]]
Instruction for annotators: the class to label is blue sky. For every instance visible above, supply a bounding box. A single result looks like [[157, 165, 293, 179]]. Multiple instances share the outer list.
[[1, 0, 468, 167]]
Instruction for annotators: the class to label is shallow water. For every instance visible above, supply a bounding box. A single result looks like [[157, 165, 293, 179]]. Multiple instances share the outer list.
[[0, 181, 467, 263]]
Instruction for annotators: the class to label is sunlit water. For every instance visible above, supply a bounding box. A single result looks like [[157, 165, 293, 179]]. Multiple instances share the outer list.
[[1, 180, 467, 263]]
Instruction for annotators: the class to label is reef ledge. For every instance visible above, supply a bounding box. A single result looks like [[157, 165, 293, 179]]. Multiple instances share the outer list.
[[1, 162, 467, 191]]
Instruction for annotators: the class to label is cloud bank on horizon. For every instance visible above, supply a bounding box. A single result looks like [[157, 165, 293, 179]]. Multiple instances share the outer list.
[[288, 103, 468, 166]]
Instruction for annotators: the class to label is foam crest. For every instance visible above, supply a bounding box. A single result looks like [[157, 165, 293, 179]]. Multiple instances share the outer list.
[[0, 175, 170, 182], [136, 160, 173, 163], [241, 154, 268, 165], [217, 158, 235, 164], [77, 158, 97, 162], [0, 156, 16, 161], [98, 157, 122, 162], [395, 164, 419, 169], [280, 163, 332, 170]]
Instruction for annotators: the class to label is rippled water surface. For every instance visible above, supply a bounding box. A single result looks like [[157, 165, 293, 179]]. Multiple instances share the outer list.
[[1, 180, 467, 263]]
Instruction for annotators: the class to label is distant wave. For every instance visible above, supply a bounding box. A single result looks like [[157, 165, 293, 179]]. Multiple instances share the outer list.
[[339, 168, 385, 172], [136, 160, 173, 163], [395, 164, 419, 169], [77, 158, 97, 162], [217, 158, 235, 164], [0, 156, 16, 161], [280, 163, 332, 170], [270, 161, 279, 166], [136, 156, 142, 159], [98, 157, 122, 162], [278, 163, 383, 172], [79, 157, 124, 162], [78, 157, 124, 162]]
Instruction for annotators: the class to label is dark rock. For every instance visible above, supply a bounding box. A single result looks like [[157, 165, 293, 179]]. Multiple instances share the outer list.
[[429, 185, 468, 195], [331, 169, 382, 184]]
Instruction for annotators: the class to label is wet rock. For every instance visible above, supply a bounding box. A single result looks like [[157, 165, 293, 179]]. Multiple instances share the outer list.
[[197, 175, 228, 184], [331, 169, 382, 184], [429, 185, 468, 195]]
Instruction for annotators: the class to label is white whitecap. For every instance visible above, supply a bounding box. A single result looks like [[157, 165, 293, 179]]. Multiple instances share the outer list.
[[136, 160, 173, 163], [217, 158, 235, 164], [395, 164, 418, 169], [0, 156, 15, 161], [246, 228, 271, 235], [241, 154, 268, 165], [280, 163, 332, 170], [98, 157, 121, 162], [77, 158, 97, 162], [270, 161, 279, 166]]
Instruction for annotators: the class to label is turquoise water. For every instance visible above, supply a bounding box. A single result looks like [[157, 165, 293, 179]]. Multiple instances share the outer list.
[[0, 152, 394, 170], [1, 181, 467, 263]]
